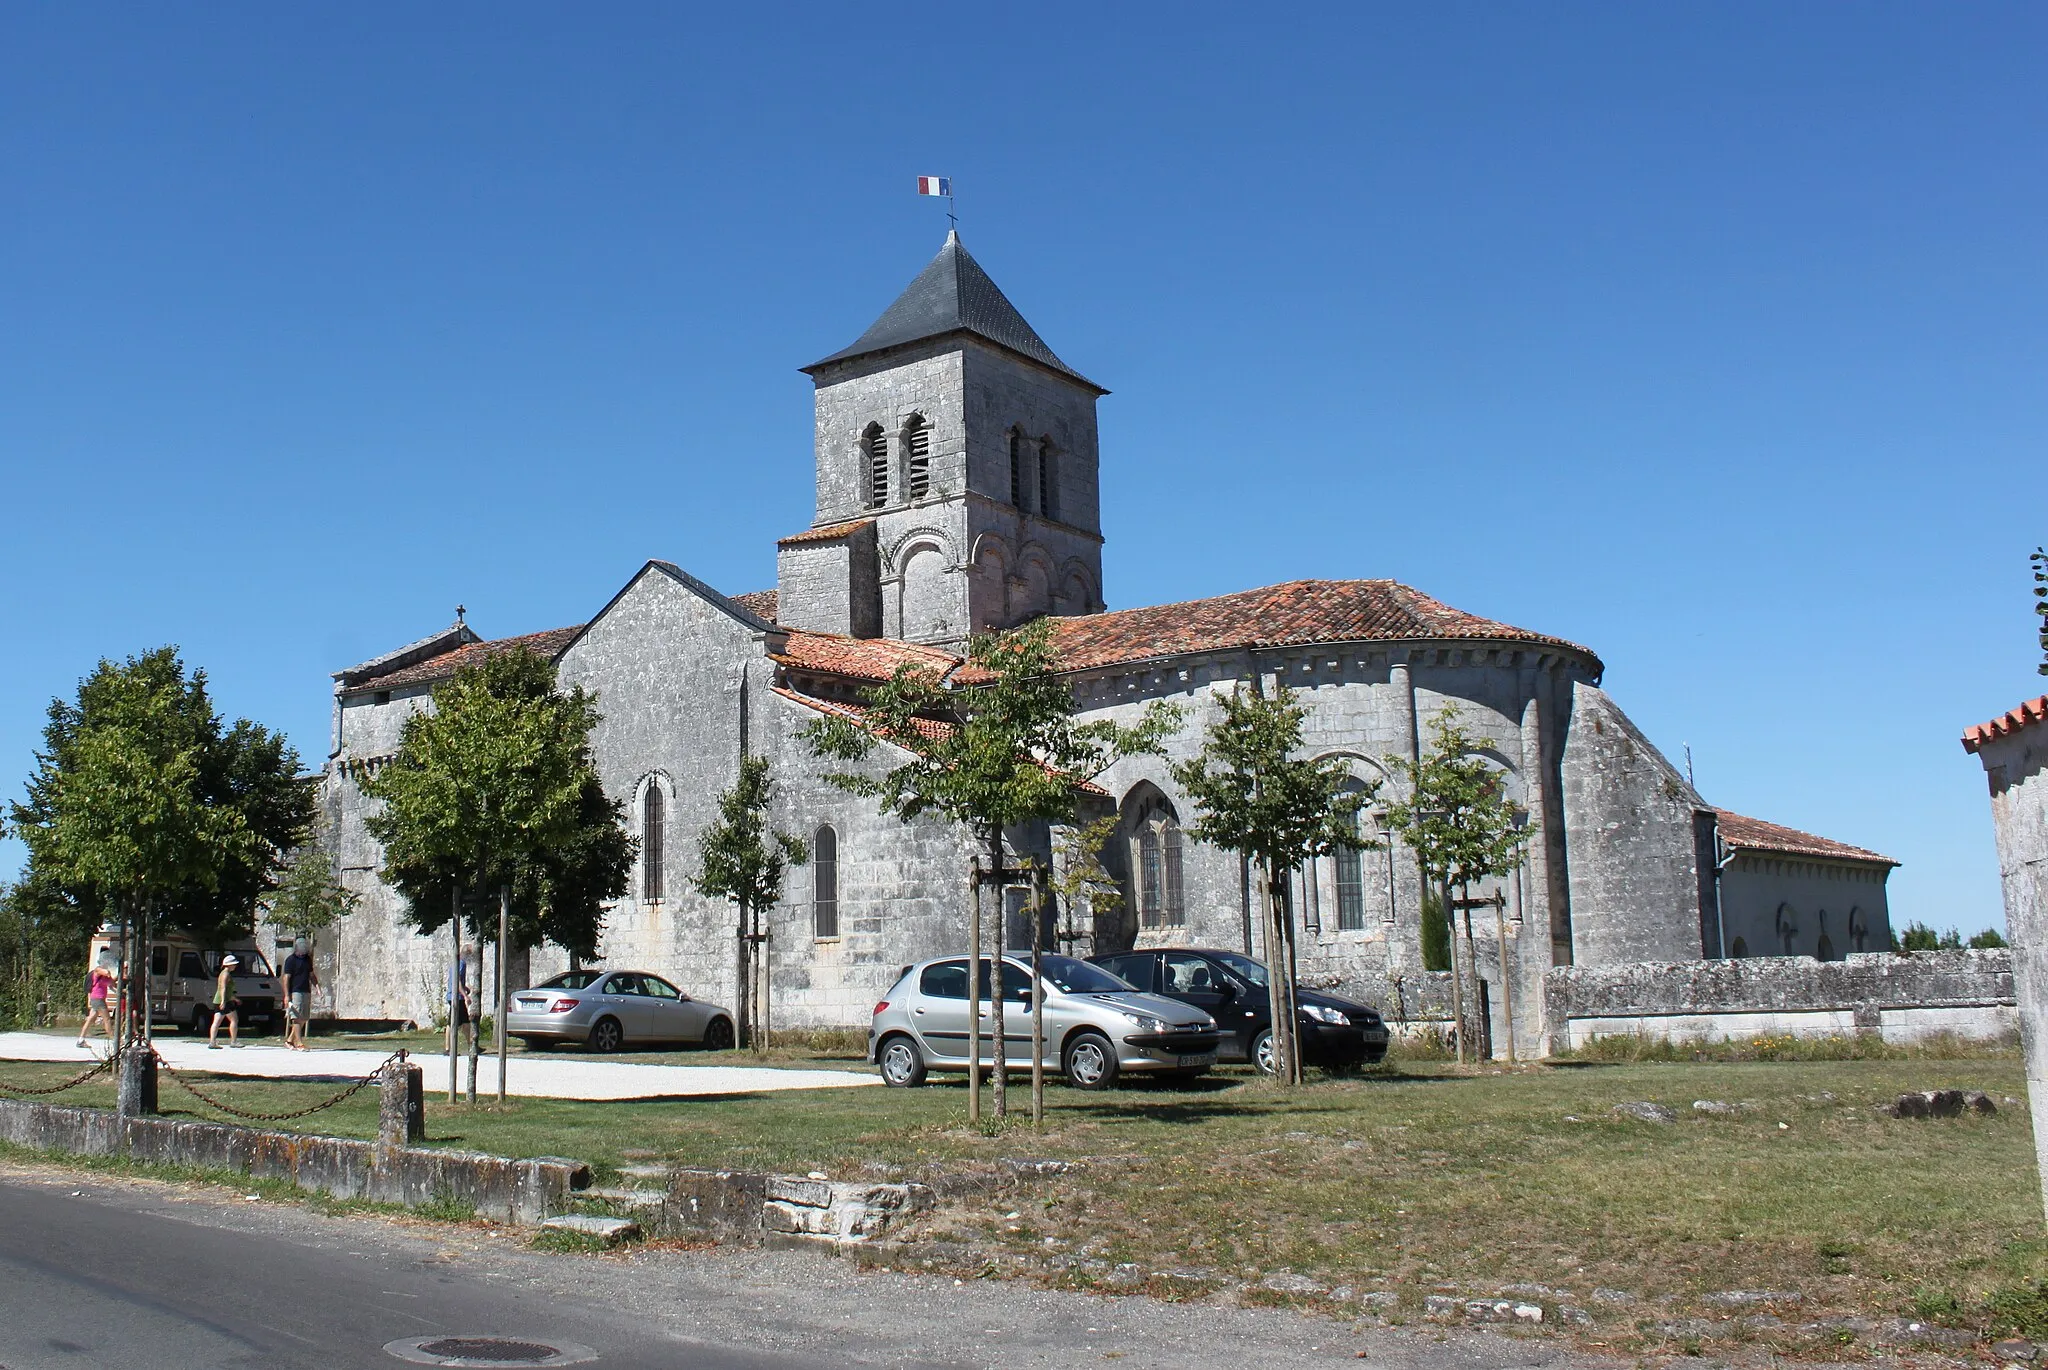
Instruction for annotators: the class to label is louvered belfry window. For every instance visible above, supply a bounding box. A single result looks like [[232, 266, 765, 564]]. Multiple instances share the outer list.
[[904, 414, 931, 499], [1037, 440, 1056, 521], [863, 424, 888, 508]]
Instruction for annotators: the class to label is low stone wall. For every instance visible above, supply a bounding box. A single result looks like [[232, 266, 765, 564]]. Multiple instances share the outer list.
[[655, 1166, 932, 1250], [0, 1099, 590, 1224], [1546, 950, 2015, 1050]]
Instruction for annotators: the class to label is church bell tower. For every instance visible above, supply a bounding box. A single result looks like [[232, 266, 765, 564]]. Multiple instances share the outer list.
[[775, 232, 1107, 646]]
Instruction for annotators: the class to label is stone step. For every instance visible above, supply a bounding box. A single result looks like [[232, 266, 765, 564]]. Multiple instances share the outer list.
[[541, 1214, 641, 1245]]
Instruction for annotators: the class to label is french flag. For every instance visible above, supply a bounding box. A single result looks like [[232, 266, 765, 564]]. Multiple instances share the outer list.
[[916, 176, 951, 197]]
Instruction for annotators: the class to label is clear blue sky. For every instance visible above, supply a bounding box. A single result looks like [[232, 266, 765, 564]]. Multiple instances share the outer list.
[[2, 5, 2041, 932]]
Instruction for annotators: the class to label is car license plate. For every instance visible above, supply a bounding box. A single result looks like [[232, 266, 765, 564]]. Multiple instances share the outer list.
[[1177, 1053, 1215, 1068], [515, 997, 546, 1009]]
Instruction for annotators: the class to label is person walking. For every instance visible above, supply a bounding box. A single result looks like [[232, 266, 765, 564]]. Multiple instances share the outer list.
[[77, 956, 116, 1047], [281, 938, 317, 1051], [206, 955, 242, 1049]]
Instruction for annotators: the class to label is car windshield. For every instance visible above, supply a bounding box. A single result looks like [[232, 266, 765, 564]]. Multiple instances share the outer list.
[[538, 971, 603, 991], [1036, 955, 1135, 995], [220, 950, 273, 977], [1208, 951, 1270, 988]]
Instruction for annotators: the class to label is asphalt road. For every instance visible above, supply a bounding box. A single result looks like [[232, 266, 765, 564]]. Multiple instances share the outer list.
[[0, 1163, 1610, 1370]]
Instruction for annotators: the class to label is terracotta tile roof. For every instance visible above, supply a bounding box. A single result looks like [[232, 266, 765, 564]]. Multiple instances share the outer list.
[[730, 589, 778, 622], [774, 631, 962, 685], [778, 519, 875, 547], [769, 687, 1108, 796], [1045, 580, 1598, 674], [342, 625, 585, 696], [1714, 809, 1898, 867], [770, 686, 956, 743], [1961, 694, 2048, 754]]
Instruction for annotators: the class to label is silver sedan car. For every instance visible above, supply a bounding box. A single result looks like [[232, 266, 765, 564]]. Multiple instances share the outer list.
[[504, 970, 736, 1053], [869, 954, 1221, 1089]]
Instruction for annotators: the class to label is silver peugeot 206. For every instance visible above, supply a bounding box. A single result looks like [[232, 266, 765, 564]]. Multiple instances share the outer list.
[[869, 953, 1220, 1089], [504, 969, 736, 1054]]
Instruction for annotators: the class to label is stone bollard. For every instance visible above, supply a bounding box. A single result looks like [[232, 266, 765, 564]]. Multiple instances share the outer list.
[[379, 1060, 425, 1145], [117, 1049, 157, 1117]]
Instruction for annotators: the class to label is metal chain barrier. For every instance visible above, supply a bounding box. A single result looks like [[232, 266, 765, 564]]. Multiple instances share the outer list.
[[0, 1053, 119, 1097], [150, 1047, 406, 1124]]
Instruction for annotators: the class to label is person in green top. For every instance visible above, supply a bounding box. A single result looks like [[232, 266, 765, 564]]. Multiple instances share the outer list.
[[206, 954, 242, 1049]]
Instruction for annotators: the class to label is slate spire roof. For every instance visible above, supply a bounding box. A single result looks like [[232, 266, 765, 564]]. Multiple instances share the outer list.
[[805, 231, 1103, 392]]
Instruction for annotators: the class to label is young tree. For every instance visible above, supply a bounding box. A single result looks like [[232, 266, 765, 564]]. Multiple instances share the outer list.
[[802, 617, 1178, 1121], [1382, 710, 1530, 1064], [10, 649, 313, 1040], [1170, 684, 1375, 1085], [265, 842, 361, 941], [364, 647, 634, 962], [696, 755, 808, 1050]]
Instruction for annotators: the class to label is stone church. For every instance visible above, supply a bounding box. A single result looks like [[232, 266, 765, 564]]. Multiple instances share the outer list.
[[320, 232, 1898, 1057]]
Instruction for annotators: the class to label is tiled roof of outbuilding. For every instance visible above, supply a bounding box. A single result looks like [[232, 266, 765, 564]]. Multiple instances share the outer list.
[[774, 631, 962, 685], [1713, 809, 1897, 867], [341, 625, 585, 696], [1961, 695, 2048, 754], [769, 687, 1109, 796], [1044, 580, 1598, 674], [777, 519, 874, 547], [729, 589, 779, 622]]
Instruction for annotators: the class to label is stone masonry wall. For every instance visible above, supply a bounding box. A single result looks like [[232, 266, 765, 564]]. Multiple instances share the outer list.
[[1547, 949, 2015, 1048]]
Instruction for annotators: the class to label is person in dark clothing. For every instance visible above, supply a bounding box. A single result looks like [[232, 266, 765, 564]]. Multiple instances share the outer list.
[[281, 938, 317, 1051]]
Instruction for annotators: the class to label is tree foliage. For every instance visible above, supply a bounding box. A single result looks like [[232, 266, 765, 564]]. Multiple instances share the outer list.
[[1170, 684, 1375, 1084], [8, 647, 313, 947], [363, 647, 633, 959], [802, 619, 1179, 843], [802, 617, 1178, 1117], [265, 841, 361, 939], [2034, 547, 2047, 676], [1381, 710, 1529, 894], [697, 756, 809, 916]]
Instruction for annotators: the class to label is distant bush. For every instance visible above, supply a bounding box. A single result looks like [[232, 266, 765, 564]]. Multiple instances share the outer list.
[[1969, 928, 2010, 949], [1893, 921, 2008, 952]]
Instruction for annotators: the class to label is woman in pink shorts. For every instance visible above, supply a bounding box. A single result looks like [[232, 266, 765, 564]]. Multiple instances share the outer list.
[[78, 960, 116, 1046]]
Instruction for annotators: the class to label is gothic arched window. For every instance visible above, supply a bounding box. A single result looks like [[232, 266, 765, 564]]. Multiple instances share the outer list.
[[1334, 783, 1368, 931], [1129, 794, 1184, 930], [1037, 438, 1056, 521], [903, 414, 931, 500], [641, 784, 665, 902], [863, 423, 888, 508], [813, 825, 839, 939]]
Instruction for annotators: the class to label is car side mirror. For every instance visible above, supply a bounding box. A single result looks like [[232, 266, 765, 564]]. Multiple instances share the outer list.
[[678, 993, 691, 1002], [1217, 980, 1238, 1001]]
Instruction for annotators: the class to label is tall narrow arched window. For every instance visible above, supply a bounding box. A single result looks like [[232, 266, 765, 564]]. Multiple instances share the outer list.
[[1037, 438, 1056, 521], [903, 414, 931, 500], [1334, 784, 1367, 930], [641, 785, 665, 902], [1008, 428, 1024, 508], [813, 826, 839, 938], [863, 423, 888, 508], [1128, 792, 1185, 930]]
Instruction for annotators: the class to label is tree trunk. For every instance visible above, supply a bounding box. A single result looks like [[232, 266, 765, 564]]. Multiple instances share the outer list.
[[735, 899, 752, 1050], [496, 887, 509, 1103], [967, 858, 982, 1126], [989, 831, 1008, 1121], [448, 891, 460, 1103], [1261, 864, 1302, 1086], [1493, 890, 1517, 1064], [1445, 877, 1466, 1066], [1031, 864, 1047, 1128]]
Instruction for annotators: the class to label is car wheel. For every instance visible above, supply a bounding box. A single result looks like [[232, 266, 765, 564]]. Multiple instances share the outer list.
[[1061, 1031, 1120, 1090], [1250, 1029, 1277, 1076], [701, 1017, 735, 1052], [877, 1034, 928, 1087], [190, 1006, 210, 1036], [587, 1016, 625, 1053]]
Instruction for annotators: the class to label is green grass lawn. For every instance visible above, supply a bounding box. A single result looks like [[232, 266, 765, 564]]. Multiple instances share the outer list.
[[3, 1044, 2037, 1357]]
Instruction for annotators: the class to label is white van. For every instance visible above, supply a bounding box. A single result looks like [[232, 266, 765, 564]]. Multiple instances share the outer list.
[[86, 928, 283, 1034]]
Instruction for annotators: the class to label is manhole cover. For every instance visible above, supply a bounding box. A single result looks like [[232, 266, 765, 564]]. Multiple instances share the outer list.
[[383, 1334, 597, 1367]]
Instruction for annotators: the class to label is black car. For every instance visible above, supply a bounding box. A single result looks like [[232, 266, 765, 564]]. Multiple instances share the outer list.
[[1088, 947, 1391, 1073]]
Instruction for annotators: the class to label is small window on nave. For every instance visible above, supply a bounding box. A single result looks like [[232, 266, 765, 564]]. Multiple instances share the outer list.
[[814, 825, 839, 939], [1037, 439, 1056, 521], [1008, 428, 1024, 508]]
